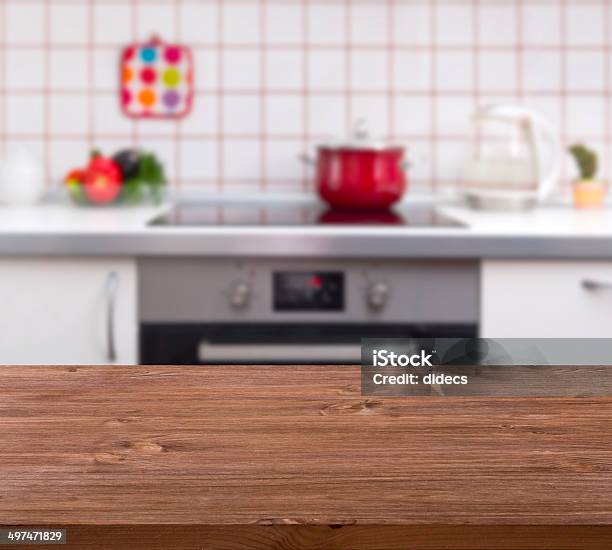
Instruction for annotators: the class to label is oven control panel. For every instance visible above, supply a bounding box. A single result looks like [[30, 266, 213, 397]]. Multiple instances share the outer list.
[[139, 258, 479, 324], [273, 272, 344, 311]]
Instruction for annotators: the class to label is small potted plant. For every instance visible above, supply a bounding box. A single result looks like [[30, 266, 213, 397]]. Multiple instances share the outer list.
[[568, 144, 607, 208]]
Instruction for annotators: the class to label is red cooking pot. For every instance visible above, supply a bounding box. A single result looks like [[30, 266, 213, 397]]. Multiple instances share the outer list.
[[302, 121, 408, 210]]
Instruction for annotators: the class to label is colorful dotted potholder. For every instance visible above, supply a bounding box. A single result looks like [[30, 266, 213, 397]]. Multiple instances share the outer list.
[[120, 37, 194, 119]]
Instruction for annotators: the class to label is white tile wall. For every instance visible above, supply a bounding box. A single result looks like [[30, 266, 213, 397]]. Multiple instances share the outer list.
[[180, 1, 218, 45], [50, 50, 88, 91], [394, 51, 431, 91], [566, 5, 605, 45], [523, 51, 562, 92], [50, 3, 87, 45], [395, 96, 431, 136], [266, 50, 303, 90], [5, 2, 44, 44], [6, 95, 44, 135], [266, 95, 303, 135], [50, 94, 88, 136], [394, 3, 431, 46], [266, 4, 302, 45], [523, 4, 561, 45], [478, 6, 516, 46], [94, 3, 133, 45], [308, 4, 345, 45], [479, 53, 516, 92], [436, 5, 473, 46], [309, 50, 345, 91], [6, 50, 45, 90], [181, 139, 218, 180], [224, 95, 260, 135], [0, 0, 610, 191]]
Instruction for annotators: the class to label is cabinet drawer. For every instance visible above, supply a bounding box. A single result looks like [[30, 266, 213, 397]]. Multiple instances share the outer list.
[[482, 260, 612, 338], [0, 257, 137, 365]]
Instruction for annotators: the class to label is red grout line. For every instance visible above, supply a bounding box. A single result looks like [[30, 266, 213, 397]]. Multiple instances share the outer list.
[[8, 40, 612, 53], [0, 0, 4, 156], [5, 0, 612, 4], [301, 0, 309, 191], [345, 0, 352, 132], [12, 132, 607, 142], [602, 2, 612, 181], [43, 0, 50, 186], [10, 176, 537, 187], [516, 0, 524, 101], [472, 1, 479, 99], [387, 0, 395, 141], [472, 0, 480, 154], [13, 88, 612, 98], [0, 132, 584, 141], [174, 0, 182, 190], [260, 0, 267, 191], [559, 0, 568, 187], [6, 41, 612, 53], [87, 0, 95, 153], [605, 2, 611, 183], [429, 0, 438, 188], [6, 88, 612, 99], [217, 0, 224, 190], [130, 0, 138, 147]]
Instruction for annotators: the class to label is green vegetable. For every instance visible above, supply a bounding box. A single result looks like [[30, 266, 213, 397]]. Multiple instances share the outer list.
[[121, 151, 167, 205], [568, 144, 598, 180]]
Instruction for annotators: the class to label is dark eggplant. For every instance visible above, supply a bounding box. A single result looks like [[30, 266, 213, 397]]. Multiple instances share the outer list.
[[113, 149, 141, 181]]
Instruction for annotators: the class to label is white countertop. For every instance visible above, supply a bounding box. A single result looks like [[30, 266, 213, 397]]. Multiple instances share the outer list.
[[441, 205, 612, 237], [0, 195, 610, 258], [0, 198, 612, 236], [0, 203, 166, 233]]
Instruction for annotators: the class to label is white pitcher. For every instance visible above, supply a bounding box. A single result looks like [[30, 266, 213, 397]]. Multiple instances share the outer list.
[[462, 105, 562, 210], [0, 149, 45, 206]]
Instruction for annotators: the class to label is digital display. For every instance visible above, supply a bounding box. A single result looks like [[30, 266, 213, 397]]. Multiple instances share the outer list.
[[273, 272, 344, 311]]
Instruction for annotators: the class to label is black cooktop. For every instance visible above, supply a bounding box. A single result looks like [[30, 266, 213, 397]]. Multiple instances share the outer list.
[[151, 203, 464, 228]]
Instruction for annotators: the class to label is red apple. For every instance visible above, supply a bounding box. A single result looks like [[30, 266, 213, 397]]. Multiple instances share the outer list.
[[84, 155, 122, 205]]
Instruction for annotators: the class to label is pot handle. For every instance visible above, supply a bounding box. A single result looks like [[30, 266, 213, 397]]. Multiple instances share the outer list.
[[298, 153, 317, 166]]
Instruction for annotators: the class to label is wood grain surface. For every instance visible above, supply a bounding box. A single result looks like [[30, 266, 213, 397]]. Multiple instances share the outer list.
[[1, 365, 611, 549]]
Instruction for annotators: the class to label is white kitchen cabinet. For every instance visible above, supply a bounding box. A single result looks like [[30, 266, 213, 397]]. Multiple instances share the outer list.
[[481, 260, 612, 338], [0, 258, 137, 364]]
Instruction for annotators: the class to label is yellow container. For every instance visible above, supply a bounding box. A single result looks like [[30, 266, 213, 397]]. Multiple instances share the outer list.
[[572, 179, 607, 209]]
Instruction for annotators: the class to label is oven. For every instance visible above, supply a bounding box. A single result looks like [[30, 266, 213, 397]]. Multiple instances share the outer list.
[[139, 258, 479, 365]]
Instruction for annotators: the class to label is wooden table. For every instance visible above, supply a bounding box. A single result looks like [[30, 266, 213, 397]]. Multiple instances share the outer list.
[[1, 365, 611, 549]]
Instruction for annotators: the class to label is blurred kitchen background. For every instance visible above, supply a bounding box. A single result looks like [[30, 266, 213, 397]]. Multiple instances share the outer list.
[[0, 0, 610, 193], [1, 0, 612, 367]]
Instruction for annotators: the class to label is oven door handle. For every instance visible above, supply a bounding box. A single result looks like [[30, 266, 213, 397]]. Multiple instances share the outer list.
[[198, 342, 361, 364]]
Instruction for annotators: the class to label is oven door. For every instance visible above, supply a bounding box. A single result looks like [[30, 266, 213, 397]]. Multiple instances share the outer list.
[[140, 323, 477, 365]]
